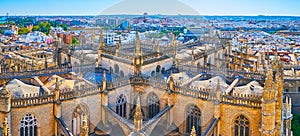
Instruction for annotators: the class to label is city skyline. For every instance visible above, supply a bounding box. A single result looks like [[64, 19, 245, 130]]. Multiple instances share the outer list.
[[0, 0, 300, 16]]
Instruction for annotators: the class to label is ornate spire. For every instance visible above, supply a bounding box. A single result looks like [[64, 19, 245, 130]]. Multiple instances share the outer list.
[[55, 77, 59, 91], [80, 115, 89, 136], [260, 70, 277, 136], [2, 81, 9, 95], [98, 28, 104, 49], [133, 29, 143, 75], [216, 78, 221, 102], [272, 51, 281, 71], [171, 32, 177, 64], [156, 42, 160, 57], [2, 117, 11, 136], [54, 78, 60, 101], [168, 76, 175, 92], [190, 126, 196, 136], [134, 96, 143, 132], [135, 29, 142, 56], [262, 70, 277, 101], [171, 31, 175, 46], [91, 29, 95, 46], [102, 70, 107, 91], [192, 50, 195, 61]]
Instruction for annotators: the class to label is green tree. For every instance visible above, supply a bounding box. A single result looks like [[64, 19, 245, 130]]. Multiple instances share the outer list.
[[292, 114, 300, 136], [18, 27, 29, 34], [58, 24, 68, 31], [39, 22, 51, 35], [32, 25, 40, 31], [72, 37, 79, 46]]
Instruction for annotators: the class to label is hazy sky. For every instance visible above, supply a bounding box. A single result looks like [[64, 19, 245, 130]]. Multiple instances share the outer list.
[[0, 0, 299, 16]]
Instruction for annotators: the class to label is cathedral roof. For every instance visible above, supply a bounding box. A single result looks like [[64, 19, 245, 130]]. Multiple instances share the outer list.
[[232, 81, 263, 96], [44, 75, 75, 91], [4, 79, 39, 97], [190, 76, 229, 92]]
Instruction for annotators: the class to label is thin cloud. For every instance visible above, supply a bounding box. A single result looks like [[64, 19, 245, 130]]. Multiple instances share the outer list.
[[99, 0, 199, 15]]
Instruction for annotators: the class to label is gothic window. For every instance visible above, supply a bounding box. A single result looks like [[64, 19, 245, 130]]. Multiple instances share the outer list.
[[151, 71, 155, 76], [234, 115, 250, 136], [19, 113, 38, 136], [120, 71, 124, 77], [186, 105, 201, 135], [148, 93, 160, 118], [109, 67, 113, 74], [161, 67, 165, 74], [156, 65, 161, 73], [114, 64, 119, 74], [116, 94, 127, 118], [72, 105, 89, 135]]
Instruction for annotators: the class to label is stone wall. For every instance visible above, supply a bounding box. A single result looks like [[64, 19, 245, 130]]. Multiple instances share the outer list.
[[11, 103, 55, 136], [219, 104, 261, 136]]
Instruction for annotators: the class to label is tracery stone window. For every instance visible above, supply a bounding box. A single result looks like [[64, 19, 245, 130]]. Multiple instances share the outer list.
[[19, 113, 38, 136], [186, 105, 201, 135], [234, 115, 250, 136], [148, 93, 160, 118], [116, 94, 127, 118]]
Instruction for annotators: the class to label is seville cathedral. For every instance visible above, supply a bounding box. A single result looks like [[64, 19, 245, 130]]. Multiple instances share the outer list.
[[0, 28, 295, 136]]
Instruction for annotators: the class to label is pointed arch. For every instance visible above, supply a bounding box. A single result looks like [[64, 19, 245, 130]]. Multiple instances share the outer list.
[[148, 93, 160, 119], [120, 70, 124, 77], [186, 104, 201, 135], [116, 94, 127, 118], [19, 113, 38, 136], [114, 64, 119, 74], [109, 67, 113, 74], [72, 104, 90, 135], [156, 65, 161, 73], [234, 114, 250, 136]]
